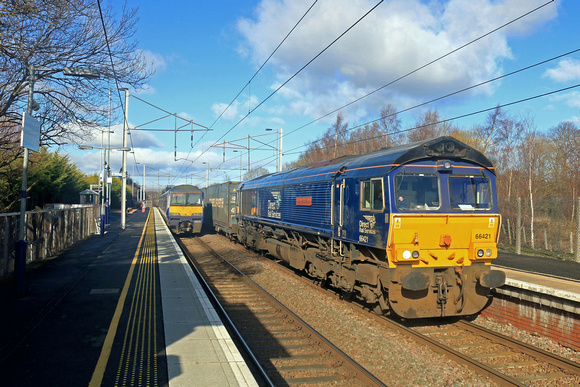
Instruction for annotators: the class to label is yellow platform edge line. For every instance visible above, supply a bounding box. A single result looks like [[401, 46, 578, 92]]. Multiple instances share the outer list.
[[89, 211, 152, 387]]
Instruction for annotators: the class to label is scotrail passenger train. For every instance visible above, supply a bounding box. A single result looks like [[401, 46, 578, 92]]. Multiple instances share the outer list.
[[204, 137, 506, 319], [158, 185, 204, 234]]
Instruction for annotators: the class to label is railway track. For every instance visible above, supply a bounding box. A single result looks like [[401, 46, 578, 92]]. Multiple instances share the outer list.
[[177, 235, 384, 386], [307, 270, 580, 386], [180, 233, 580, 385], [406, 319, 580, 386]]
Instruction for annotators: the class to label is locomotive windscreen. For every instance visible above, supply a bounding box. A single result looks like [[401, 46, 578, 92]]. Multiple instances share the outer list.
[[171, 192, 202, 206]]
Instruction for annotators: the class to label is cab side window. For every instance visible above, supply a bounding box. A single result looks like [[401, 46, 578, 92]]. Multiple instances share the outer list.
[[361, 178, 385, 211]]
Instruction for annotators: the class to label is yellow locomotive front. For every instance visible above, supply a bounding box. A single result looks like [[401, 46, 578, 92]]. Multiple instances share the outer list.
[[382, 159, 505, 318], [386, 213, 505, 318]]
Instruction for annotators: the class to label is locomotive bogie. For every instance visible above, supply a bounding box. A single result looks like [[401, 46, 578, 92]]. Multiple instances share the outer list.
[[386, 265, 493, 318]]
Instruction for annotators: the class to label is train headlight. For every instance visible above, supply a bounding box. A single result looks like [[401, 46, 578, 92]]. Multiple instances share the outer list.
[[412, 250, 420, 259], [477, 249, 485, 258], [170, 213, 181, 217], [438, 159, 453, 172], [402, 250, 412, 260], [485, 248, 493, 257]]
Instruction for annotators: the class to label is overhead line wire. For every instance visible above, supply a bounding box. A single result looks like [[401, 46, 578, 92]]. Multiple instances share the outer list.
[[130, 94, 210, 130], [295, 47, 580, 151], [207, 0, 319, 131], [282, 83, 580, 157], [186, 0, 384, 172], [182, 0, 320, 184], [177, 0, 554, 184], [221, 0, 558, 164], [283, 0, 555, 141], [96, 0, 127, 134]]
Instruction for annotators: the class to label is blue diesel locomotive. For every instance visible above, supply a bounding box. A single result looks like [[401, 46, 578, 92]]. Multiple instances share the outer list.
[[209, 137, 505, 319], [158, 184, 204, 234]]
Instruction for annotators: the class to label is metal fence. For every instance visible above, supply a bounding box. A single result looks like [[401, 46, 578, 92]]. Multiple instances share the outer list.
[[0, 206, 100, 280], [498, 198, 580, 262]]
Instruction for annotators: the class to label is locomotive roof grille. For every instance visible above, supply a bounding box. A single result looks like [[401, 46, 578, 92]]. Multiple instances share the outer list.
[[392, 136, 494, 173]]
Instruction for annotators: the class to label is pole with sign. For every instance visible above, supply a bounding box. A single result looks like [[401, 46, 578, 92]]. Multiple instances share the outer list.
[[16, 66, 41, 293]]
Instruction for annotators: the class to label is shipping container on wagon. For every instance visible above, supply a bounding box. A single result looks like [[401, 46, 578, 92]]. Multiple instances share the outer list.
[[203, 182, 239, 234]]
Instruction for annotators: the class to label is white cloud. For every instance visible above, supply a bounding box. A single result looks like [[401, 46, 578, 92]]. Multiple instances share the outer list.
[[134, 84, 156, 95], [212, 101, 239, 121], [552, 91, 580, 109], [211, 95, 260, 121], [138, 49, 167, 76], [543, 59, 580, 82], [73, 123, 164, 158], [236, 0, 558, 118]]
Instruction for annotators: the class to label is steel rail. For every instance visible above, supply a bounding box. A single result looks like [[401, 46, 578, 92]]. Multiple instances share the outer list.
[[172, 235, 274, 387], [457, 320, 580, 375], [186, 236, 385, 386], [198, 233, 580, 385]]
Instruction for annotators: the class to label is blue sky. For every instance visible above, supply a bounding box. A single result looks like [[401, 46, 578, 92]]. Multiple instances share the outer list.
[[67, 0, 580, 190]]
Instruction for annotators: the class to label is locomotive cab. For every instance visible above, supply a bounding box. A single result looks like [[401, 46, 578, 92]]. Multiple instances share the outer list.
[[383, 139, 505, 318]]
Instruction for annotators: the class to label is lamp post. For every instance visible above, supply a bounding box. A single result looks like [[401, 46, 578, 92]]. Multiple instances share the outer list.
[[233, 150, 242, 181], [119, 88, 129, 230], [78, 144, 131, 233], [130, 153, 137, 206], [265, 128, 283, 172], [100, 129, 113, 233], [16, 65, 99, 293], [204, 162, 210, 188], [142, 164, 146, 203]]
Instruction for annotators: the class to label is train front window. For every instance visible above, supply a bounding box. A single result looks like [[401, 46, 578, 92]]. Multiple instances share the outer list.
[[449, 175, 492, 210], [171, 193, 185, 205], [395, 173, 440, 211], [186, 193, 202, 205], [171, 192, 202, 206]]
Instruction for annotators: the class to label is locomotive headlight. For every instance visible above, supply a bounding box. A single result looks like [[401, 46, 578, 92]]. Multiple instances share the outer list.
[[485, 248, 493, 257], [438, 159, 453, 172], [412, 250, 420, 259], [403, 250, 412, 260], [477, 249, 485, 258]]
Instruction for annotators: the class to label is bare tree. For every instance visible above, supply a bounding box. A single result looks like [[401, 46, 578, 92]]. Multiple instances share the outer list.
[[494, 111, 522, 199], [377, 104, 402, 147], [243, 166, 270, 180], [350, 122, 381, 155], [407, 108, 452, 142], [331, 112, 349, 158], [549, 120, 580, 221], [518, 113, 550, 250], [473, 105, 503, 153], [0, 0, 152, 168]]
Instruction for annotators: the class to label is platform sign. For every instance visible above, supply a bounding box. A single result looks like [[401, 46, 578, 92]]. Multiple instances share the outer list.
[[21, 112, 41, 152]]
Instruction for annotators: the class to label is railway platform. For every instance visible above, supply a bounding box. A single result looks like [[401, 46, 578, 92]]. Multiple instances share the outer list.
[[1, 204, 579, 386], [495, 252, 580, 314], [0, 208, 256, 387]]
